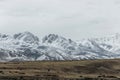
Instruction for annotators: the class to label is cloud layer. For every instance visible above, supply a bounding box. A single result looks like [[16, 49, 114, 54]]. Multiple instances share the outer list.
[[0, 0, 120, 40]]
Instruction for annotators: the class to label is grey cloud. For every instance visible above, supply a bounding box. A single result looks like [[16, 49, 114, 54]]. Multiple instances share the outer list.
[[0, 0, 120, 40]]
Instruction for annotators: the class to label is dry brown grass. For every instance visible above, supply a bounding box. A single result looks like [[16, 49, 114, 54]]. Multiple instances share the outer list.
[[0, 59, 119, 78]]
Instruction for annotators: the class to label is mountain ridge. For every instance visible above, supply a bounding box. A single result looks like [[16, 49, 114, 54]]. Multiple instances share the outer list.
[[0, 32, 120, 61]]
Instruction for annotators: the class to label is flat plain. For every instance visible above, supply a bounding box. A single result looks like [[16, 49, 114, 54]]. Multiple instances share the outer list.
[[0, 59, 120, 80]]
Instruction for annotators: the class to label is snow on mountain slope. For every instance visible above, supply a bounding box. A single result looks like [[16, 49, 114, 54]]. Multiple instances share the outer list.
[[92, 33, 120, 54], [14, 31, 39, 45], [0, 32, 120, 61], [42, 34, 77, 49]]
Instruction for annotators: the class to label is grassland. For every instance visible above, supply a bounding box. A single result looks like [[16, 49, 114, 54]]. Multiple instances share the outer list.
[[0, 59, 120, 80]]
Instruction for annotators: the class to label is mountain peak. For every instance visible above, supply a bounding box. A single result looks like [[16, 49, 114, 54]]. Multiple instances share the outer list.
[[114, 33, 120, 39], [48, 34, 59, 39], [23, 31, 33, 35], [14, 31, 39, 44], [42, 34, 59, 43], [0, 33, 10, 38]]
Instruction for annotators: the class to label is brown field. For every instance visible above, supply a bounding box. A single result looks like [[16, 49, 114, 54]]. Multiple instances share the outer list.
[[0, 59, 120, 80]]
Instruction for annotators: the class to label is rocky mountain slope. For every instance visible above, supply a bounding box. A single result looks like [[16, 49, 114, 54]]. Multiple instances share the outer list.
[[0, 32, 120, 61]]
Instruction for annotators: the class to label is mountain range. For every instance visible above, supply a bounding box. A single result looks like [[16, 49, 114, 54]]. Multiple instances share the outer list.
[[0, 32, 120, 62]]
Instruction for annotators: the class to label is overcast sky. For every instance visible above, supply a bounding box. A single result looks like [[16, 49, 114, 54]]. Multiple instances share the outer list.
[[0, 0, 120, 40]]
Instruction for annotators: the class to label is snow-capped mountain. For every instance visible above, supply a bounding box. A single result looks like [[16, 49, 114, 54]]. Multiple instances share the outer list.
[[0, 32, 120, 62]]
